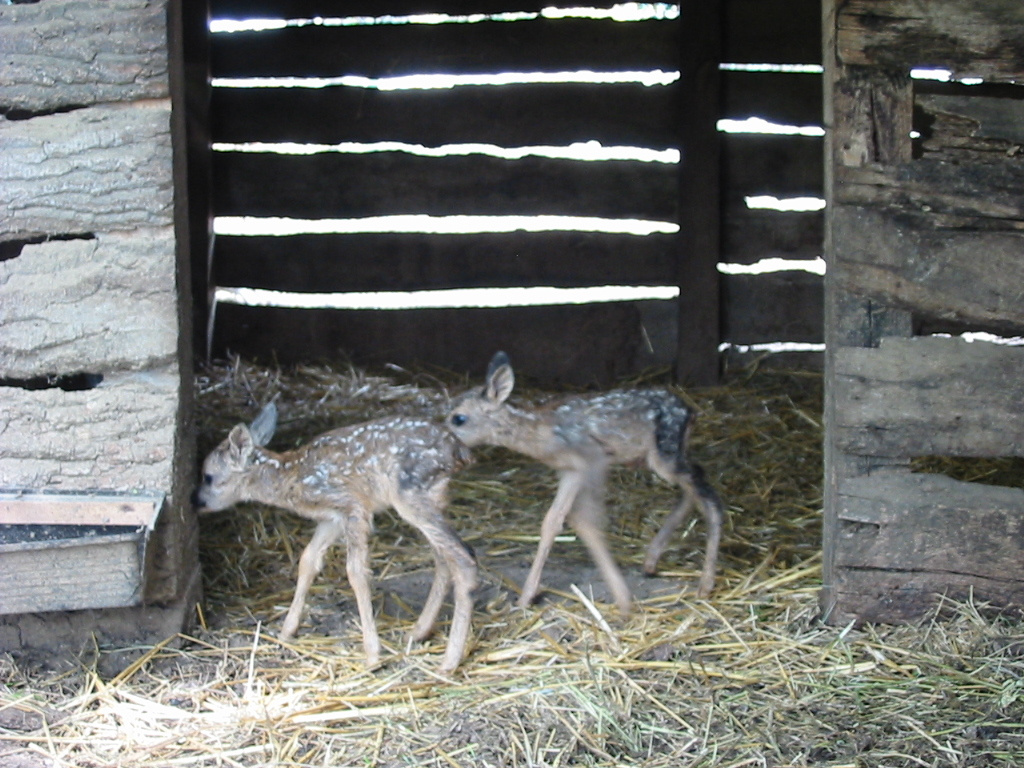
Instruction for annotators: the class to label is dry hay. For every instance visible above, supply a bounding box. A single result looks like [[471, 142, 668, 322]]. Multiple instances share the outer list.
[[3, 357, 1024, 767]]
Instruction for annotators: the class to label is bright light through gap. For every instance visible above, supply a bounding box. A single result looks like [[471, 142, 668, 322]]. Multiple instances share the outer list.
[[746, 196, 826, 212], [212, 140, 679, 164], [210, 4, 679, 32], [719, 257, 825, 276], [212, 70, 679, 90], [216, 285, 679, 310], [718, 118, 824, 137], [214, 215, 678, 237]]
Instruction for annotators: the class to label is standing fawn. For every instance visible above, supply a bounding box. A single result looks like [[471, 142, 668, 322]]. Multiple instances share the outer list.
[[193, 401, 478, 673], [447, 351, 724, 614]]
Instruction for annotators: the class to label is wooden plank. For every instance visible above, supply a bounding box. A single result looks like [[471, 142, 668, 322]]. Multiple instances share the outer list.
[[832, 206, 1024, 332], [723, 0, 821, 65], [211, 301, 676, 386], [721, 70, 823, 126], [213, 232, 679, 293], [834, 336, 1024, 458], [0, 0, 169, 113], [0, 533, 147, 614], [721, 134, 824, 199], [919, 90, 1024, 146], [0, 103, 174, 236], [0, 228, 179, 378], [0, 494, 162, 528], [0, 368, 181, 493], [721, 271, 823, 344], [721, 207, 823, 264], [837, 0, 1024, 81], [832, 470, 1024, 623], [211, 152, 678, 220], [210, 82, 680, 147], [836, 158, 1024, 223], [210, 17, 677, 78], [675, 0, 720, 385]]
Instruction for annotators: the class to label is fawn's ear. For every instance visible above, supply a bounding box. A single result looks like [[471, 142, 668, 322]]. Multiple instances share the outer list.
[[227, 424, 257, 469], [484, 351, 514, 405], [249, 400, 278, 447]]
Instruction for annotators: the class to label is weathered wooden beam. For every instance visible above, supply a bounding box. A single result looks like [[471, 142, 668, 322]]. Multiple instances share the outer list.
[[832, 206, 1024, 331], [213, 232, 679, 293], [0, 493, 163, 528], [0, 0, 169, 113], [0, 103, 174, 236], [837, 0, 1024, 81], [211, 302, 674, 387], [834, 336, 1024, 458], [211, 17, 677, 78], [835, 159, 1024, 223], [722, 134, 824, 199], [211, 152, 678, 220], [721, 70, 823, 126], [721, 208, 823, 264], [831, 469, 1024, 624], [0, 369, 181, 492], [0, 229, 179, 378], [721, 271, 823, 345], [210, 82, 680, 149]]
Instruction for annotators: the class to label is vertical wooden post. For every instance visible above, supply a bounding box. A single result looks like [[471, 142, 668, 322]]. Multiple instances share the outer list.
[[821, 0, 913, 622], [675, 0, 722, 386]]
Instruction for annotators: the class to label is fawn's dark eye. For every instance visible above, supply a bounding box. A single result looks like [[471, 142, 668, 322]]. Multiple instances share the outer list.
[[204, 473, 214, 485], [450, 414, 468, 427]]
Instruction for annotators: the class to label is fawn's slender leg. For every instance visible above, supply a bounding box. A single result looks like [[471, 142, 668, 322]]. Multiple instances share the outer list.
[[344, 510, 381, 667], [692, 468, 724, 597], [281, 515, 346, 641], [566, 471, 632, 614], [395, 495, 478, 671], [519, 470, 586, 608], [643, 493, 695, 576]]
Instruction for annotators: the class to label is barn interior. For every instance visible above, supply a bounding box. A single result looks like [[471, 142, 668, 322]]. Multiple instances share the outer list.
[[2, 1, 1024, 766]]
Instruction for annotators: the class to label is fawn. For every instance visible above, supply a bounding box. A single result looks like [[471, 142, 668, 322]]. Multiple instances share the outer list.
[[447, 351, 723, 614], [193, 401, 478, 673]]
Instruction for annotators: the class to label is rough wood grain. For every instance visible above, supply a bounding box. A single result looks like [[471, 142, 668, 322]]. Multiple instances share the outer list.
[[837, 0, 1024, 81], [0, 228, 179, 377], [0, 0, 169, 112], [832, 206, 1024, 331], [834, 336, 1024, 458], [0, 368, 180, 493], [0, 494, 162, 527], [831, 469, 1024, 623], [722, 271, 823, 344], [0, 102, 174, 235]]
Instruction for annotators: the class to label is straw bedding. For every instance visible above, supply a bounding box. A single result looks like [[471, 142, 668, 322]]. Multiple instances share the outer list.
[[2, 358, 1023, 767]]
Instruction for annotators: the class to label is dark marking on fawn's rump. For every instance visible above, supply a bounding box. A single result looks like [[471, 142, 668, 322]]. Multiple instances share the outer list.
[[651, 393, 694, 467]]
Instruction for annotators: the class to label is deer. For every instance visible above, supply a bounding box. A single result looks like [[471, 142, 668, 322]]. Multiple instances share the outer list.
[[446, 351, 724, 615], [193, 401, 478, 673]]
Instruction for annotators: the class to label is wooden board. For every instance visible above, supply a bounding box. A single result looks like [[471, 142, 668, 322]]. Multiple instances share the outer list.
[[834, 336, 1024, 459], [213, 232, 680, 293], [837, 0, 1024, 80], [0, 369, 181, 493], [0, 102, 174, 236], [721, 271, 823, 344], [210, 17, 677, 78], [211, 301, 675, 386], [721, 134, 824, 199], [832, 206, 1024, 333], [0, 228, 179, 378], [721, 207, 823, 264], [0, 0, 169, 113], [211, 152, 678, 220], [0, 493, 163, 528], [721, 70, 823, 126], [210, 82, 680, 147], [723, 0, 821, 65], [831, 470, 1024, 624]]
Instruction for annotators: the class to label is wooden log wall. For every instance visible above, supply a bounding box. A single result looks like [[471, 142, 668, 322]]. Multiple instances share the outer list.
[[0, 0, 199, 650], [823, 0, 1024, 624], [203, 0, 823, 385]]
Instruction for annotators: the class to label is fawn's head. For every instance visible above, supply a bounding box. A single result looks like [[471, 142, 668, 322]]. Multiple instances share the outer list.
[[193, 401, 278, 512], [446, 351, 517, 447]]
